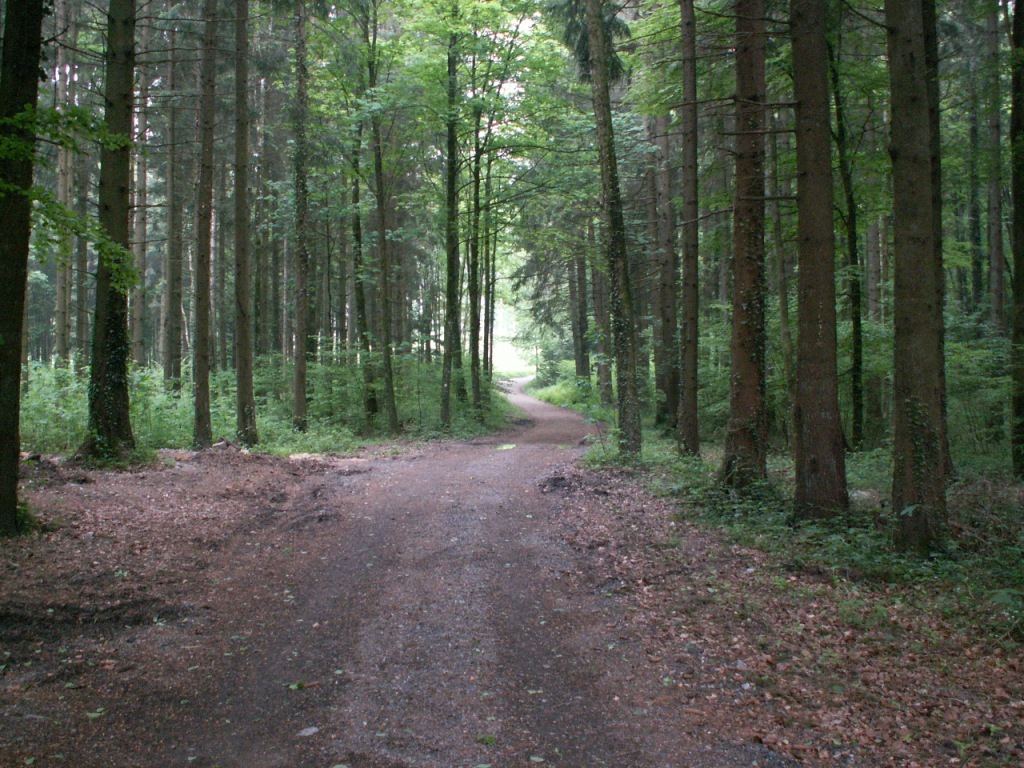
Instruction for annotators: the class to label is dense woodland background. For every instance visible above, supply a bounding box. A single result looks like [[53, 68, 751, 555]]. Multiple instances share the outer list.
[[0, 0, 1022, 563]]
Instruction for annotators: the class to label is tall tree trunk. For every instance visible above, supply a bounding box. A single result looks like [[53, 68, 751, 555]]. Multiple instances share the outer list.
[[590, 221, 614, 406], [792, 0, 848, 516], [829, 30, 863, 449], [468, 105, 485, 414], [573, 250, 591, 380], [864, 215, 885, 442], [367, 7, 400, 434], [216, 165, 229, 371], [75, 155, 92, 364], [293, 2, 311, 431], [677, 0, 700, 454], [131, 108, 148, 366], [1012, 0, 1024, 476], [989, 4, 1006, 333], [235, 0, 257, 444], [585, 0, 642, 457], [0, 0, 47, 534], [163, 28, 183, 386], [653, 113, 679, 428], [82, 0, 137, 461], [193, 0, 218, 449], [968, 79, 985, 312], [769, 110, 796, 456], [352, 149, 379, 419], [887, 0, 949, 547], [54, 0, 74, 362], [441, 31, 461, 429], [130, 19, 150, 366], [719, 0, 767, 486]]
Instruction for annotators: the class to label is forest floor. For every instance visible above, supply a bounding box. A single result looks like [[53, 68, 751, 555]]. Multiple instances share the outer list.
[[1, 381, 1021, 768]]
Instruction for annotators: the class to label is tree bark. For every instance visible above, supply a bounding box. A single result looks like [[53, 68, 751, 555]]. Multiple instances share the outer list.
[[441, 30, 461, 429], [130, 19, 150, 367], [584, 0, 642, 458], [468, 105, 485, 414], [988, 4, 1006, 333], [193, 0, 218, 449], [162, 28, 183, 386], [677, 0, 700, 455], [653, 113, 679, 429], [82, 0, 137, 461], [719, 0, 767, 486], [792, 0, 848, 517], [235, 0, 258, 445], [54, 0, 74, 362], [829, 29, 863, 450], [293, 2, 311, 431], [887, 0, 948, 548], [1012, 0, 1024, 477], [589, 221, 614, 406], [367, 3, 400, 434], [0, 0, 47, 534]]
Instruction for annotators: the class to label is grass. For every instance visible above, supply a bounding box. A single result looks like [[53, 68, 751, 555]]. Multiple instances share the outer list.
[[19, 356, 520, 459]]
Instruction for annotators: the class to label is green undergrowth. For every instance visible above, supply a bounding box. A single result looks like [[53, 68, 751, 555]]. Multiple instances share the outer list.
[[19, 357, 519, 459], [636, 434, 1024, 642]]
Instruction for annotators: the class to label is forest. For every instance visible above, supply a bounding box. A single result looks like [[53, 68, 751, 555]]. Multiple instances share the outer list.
[[0, 0, 1021, 561]]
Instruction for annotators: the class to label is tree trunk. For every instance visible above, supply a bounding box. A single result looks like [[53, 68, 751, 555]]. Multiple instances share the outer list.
[[887, 0, 948, 548], [352, 148, 379, 420], [163, 28, 183, 386], [769, 110, 796, 456], [130, 19, 150, 367], [75, 154, 92, 364], [792, 0, 848, 516], [828, 30, 863, 449], [54, 0, 74, 362], [468, 105, 485, 414], [719, 0, 767, 486], [677, 0, 700, 455], [0, 0, 47, 534], [193, 0, 218, 449], [989, 5, 1006, 333], [293, 2, 311, 431], [367, 7, 400, 434], [584, 0, 642, 458], [653, 113, 679, 429], [235, 0, 258, 445], [590, 220, 614, 406], [82, 0, 137, 461], [441, 31, 461, 429], [1012, 0, 1024, 477]]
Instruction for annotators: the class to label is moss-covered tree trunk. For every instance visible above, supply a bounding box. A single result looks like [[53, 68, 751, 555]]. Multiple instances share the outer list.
[[81, 0, 137, 461], [584, 0, 642, 458]]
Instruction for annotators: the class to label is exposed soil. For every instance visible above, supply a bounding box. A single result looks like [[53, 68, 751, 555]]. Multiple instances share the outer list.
[[1, 381, 1020, 768]]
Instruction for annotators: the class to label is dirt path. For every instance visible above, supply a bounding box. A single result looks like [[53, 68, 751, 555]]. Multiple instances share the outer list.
[[2, 381, 796, 768]]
